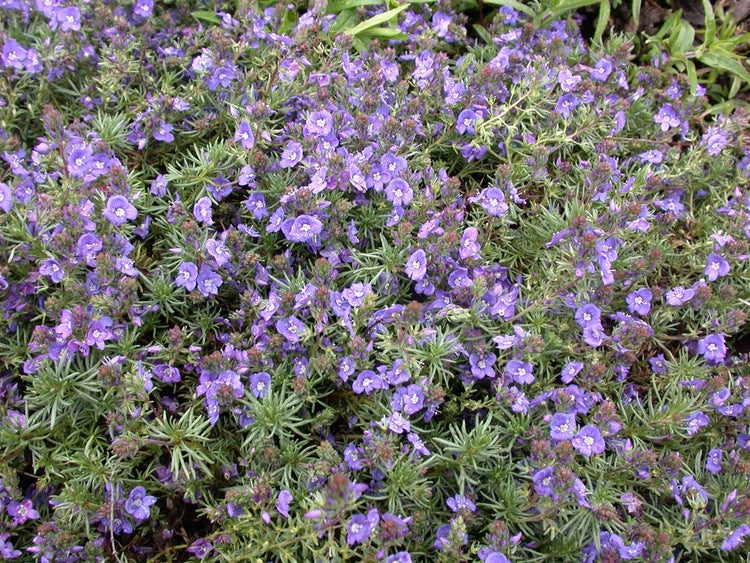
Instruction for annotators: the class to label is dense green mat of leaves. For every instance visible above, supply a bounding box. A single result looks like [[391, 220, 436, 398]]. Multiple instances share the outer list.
[[0, 1, 749, 561]]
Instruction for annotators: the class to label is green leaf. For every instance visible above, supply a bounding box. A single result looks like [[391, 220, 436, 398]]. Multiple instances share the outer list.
[[481, 0, 536, 17], [327, 0, 383, 13], [702, 0, 716, 46], [699, 49, 750, 84], [343, 4, 408, 36], [357, 27, 410, 40], [547, 0, 602, 20], [330, 9, 358, 34], [190, 10, 221, 25], [686, 58, 698, 95], [669, 20, 695, 55], [594, 0, 610, 44]]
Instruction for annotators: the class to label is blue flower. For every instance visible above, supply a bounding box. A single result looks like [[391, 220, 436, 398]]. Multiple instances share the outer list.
[[125, 486, 157, 521]]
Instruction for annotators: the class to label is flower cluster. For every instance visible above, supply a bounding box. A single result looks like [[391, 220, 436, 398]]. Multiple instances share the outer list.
[[0, 0, 748, 561]]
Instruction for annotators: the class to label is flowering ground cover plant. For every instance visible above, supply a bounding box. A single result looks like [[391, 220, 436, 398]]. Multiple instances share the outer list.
[[1, 0, 749, 561]]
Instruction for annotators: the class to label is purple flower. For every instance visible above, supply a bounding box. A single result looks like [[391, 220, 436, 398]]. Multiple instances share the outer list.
[[555, 93, 580, 118], [276, 490, 292, 518], [133, 0, 154, 18], [40, 258, 64, 283], [175, 262, 198, 291], [405, 249, 427, 281], [196, 265, 222, 297], [0, 532, 21, 559], [702, 126, 730, 156], [279, 141, 303, 168], [550, 413, 577, 440], [698, 333, 726, 364], [150, 174, 168, 197], [558, 68, 581, 92], [281, 214, 323, 243], [234, 121, 255, 150], [626, 288, 652, 316], [124, 486, 157, 521], [193, 196, 213, 225], [386, 552, 412, 563], [244, 193, 267, 219], [504, 360, 534, 385], [575, 304, 601, 328], [103, 195, 138, 226], [447, 494, 476, 513], [392, 384, 424, 415], [347, 509, 378, 545], [560, 361, 583, 383], [572, 425, 605, 456], [459, 227, 480, 260], [352, 369, 385, 395], [207, 65, 237, 90], [152, 121, 174, 142], [54, 6, 82, 31], [469, 352, 496, 380], [6, 499, 40, 525], [456, 109, 479, 135], [250, 372, 271, 398], [86, 316, 113, 350], [705, 448, 723, 474], [722, 524, 750, 551], [653, 104, 681, 132], [2, 38, 26, 70], [342, 282, 371, 307], [665, 285, 695, 306], [484, 553, 510, 563], [684, 411, 710, 435], [276, 316, 306, 343], [385, 178, 413, 207], [0, 182, 12, 213], [705, 253, 730, 282], [475, 187, 508, 216], [590, 57, 613, 81], [638, 149, 663, 164], [304, 110, 333, 138]]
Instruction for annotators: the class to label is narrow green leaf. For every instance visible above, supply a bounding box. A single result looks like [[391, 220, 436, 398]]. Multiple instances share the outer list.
[[343, 4, 408, 36], [702, 0, 716, 46], [472, 23, 495, 44], [481, 0, 536, 17], [669, 20, 695, 55], [357, 27, 410, 40], [547, 0, 601, 20], [594, 0, 610, 44], [330, 9, 358, 33], [190, 10, 221, 25], [699, 49, 750, 84], [327, 0, 382, 13], [686, 58, 698, 95]]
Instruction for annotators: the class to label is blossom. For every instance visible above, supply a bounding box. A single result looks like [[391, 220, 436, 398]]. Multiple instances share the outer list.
[[175, 262, 198, 291], [352, 369, 386, 395], [304, 110, 333, 138], [475, 187, 508, 216], [575, 304, 601, 328], [722, 525, 750, 551], [550, 413, 577, 440], [124, 486, 157, 520], [626, 288, 652, 316], [152, 121, 174, 142], [347, 509, 378, 545], [653, 104, 681, 131], [446, 494, 476, 513], [697, 333, 726, 364], [103, 195, 138, 225], [133, 0, 153, 18], [469, 352, 496, 379], [705, 253, 730, 282], [281, 214, 323, 243], [6, 499, 40, 525], [560, 361, 583, 383], [0, 182, 12, 213], [250, 372, 271, 398], [196, 265, 222, 297], [385, 178, 413, 207], [572, 425, 605, 456], [276, 316, 306, 343], [459, 227, 480, 260], [234, 121, 255, 150], [665, 285, 695, 306], [558, 67, 581, 92], [276, 490, 292, 518], [193, 196, 213, 225], [456, 109, 478, 134], [504, 360, 534, 384], [684, 411, 710, 435], [590, 57, 613, 81], [405, 249, 427, 281], [705, 448, 723, 474], [40, 258, 64, 283], [279, 141, 303, 168]]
